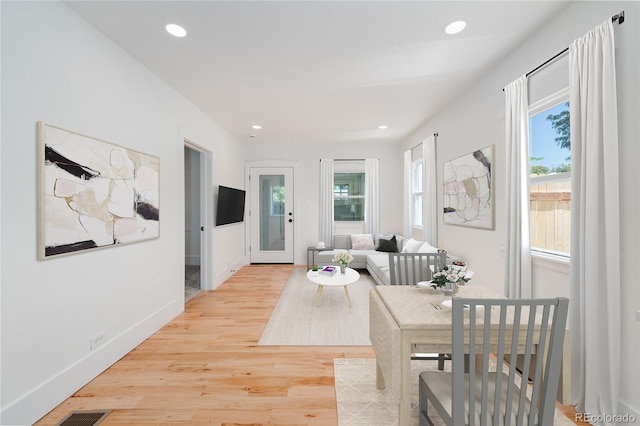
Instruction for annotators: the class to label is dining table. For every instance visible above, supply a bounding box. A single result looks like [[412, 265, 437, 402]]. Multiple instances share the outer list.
[[369, 284, 571, 425]]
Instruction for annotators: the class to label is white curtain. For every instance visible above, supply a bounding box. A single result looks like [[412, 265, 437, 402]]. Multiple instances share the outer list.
[[319, 159, 334, 246], [364, 158, 379, 234], [422, 135, 438, 245], [504, 75, 532, 299], [569, 20, 620, 422], [403, 150, 412, 237]]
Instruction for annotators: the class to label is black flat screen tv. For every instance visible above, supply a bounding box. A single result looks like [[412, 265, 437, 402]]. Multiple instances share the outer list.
[[215, 185, 246, 226]]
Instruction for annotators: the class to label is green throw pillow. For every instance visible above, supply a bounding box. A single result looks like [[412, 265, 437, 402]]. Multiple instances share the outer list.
[[376, 235, 398, 253]]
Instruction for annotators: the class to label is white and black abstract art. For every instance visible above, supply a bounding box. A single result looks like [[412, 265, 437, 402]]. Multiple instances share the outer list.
[[443, 145, 494, 229], [38, 122, 159, 258]]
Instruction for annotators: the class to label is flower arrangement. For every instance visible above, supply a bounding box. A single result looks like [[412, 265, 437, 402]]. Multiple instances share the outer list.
[[430, 265, 471, 289], [332, 251, 354, 265]]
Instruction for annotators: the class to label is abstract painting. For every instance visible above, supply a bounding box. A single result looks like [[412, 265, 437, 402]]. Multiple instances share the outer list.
[[38, 122, 159, 258], [443, 145, 494, 229]]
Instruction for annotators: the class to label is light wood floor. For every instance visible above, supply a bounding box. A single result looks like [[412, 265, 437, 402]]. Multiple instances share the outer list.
[[35, 265, 587, 425]]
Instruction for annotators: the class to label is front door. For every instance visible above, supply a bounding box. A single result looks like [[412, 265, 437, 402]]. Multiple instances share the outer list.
[[249, 167, 294, 263]]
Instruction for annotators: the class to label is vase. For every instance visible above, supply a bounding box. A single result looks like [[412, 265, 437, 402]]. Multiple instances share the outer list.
[[442, 281, 458, 295], [339, 263, 347, 274]]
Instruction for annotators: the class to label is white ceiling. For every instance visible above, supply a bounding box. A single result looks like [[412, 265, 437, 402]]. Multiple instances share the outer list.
[[64, 1, 568, 145]]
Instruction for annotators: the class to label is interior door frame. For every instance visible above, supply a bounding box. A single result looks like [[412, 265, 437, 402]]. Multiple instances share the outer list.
[[245, 160, 298, 264], [182, 128, 214, 292]]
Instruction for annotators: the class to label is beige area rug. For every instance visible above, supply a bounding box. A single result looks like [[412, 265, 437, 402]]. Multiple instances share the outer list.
[[334, 358, 576, 426], [258, 268, 376, 345]]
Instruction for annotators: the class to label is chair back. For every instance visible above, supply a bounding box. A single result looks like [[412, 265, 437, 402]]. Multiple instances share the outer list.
[[388, 251, 446, 285], [450, 297, 569, 426]]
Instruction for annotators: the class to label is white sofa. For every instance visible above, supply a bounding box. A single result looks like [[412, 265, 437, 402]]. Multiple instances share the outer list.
[[316, 233, 444, 286]]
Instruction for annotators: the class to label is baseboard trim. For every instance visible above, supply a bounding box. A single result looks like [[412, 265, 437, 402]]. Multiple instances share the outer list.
[[618, 399, 640, 424], [0, 298, 183, 426]]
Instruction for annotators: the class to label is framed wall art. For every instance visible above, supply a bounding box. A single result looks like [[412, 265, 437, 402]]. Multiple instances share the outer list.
[[443, 145, 494, 229], [38, 122, 160, 258]]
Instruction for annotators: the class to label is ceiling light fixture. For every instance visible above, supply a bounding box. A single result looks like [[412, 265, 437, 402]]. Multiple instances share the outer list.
[[165, 24, 187, 38], [252, 125, 262, 130], [378, 125, 389, 130], [445, 20, 466, 35]]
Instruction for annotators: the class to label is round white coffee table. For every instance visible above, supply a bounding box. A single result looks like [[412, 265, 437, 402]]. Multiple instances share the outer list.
[[306, 267, 360, 308]]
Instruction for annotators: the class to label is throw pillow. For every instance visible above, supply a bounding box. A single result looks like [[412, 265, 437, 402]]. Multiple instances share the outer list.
[[417, 241, 439, 253], [351, 234, 375, 250], [401, 238, 424, 253], [374, 233, 393, 248], [376, 235, 398, 253]]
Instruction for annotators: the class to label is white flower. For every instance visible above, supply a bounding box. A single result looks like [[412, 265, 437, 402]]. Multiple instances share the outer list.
[[332, 251, 354, 264], [446, 273, 460, 282], [431, 265, 471, 289]]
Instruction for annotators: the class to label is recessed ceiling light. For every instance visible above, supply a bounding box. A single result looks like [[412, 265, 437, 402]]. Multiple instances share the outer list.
[[378, 125, 389, 130], [252, 125, 262, 130], [166, 24, 187, 38], [445, 20, 466, 35]]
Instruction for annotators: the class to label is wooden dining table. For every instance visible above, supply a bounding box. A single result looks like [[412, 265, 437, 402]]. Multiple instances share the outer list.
[[369, 284, 571, 425]]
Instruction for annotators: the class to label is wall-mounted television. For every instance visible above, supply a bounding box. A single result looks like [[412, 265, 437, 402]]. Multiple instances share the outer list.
[[215, 185, 246, 226]]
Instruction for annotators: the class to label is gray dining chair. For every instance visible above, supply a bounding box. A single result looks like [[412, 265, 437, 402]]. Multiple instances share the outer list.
[[418, 297, 569, 426], [388, 251, 446, 286], [388, 251, 450, 369]]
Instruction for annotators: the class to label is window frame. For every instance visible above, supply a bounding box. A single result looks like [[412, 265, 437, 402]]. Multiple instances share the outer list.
[[411, 159, 424, 228], [333, 161, 365, 223], [528, 88, 571, 259]]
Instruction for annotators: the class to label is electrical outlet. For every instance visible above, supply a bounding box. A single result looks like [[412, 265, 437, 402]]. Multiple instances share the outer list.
[[90, 331, 106, 350]]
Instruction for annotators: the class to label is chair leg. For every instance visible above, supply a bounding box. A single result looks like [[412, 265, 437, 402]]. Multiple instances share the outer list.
[[437, 354, 445, 371], [418, 374, 435, 426]]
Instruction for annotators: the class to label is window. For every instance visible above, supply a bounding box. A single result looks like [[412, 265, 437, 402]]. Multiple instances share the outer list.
[[529, 90, 570, 256], [412, 160, 423, 227], [270, 184, 284, 216], [334, 172, 364, 221]]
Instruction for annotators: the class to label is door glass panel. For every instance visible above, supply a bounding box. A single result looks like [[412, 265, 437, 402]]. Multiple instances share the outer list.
[[259, 174, 285, 251]]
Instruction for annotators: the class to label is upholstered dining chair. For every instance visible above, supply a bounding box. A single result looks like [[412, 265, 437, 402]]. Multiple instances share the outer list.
[[418, 297, 569, 426], [388, 251, 450, 369]]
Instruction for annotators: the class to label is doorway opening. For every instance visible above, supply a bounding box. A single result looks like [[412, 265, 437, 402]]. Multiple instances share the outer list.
[[184, 145, 203, 301]]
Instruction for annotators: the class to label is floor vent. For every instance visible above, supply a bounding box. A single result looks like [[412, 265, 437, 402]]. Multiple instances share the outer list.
[[56, 410, 112, 426]]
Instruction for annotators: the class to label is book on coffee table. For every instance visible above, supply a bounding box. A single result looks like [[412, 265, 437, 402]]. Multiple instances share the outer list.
[[320, 266, 337, 276]]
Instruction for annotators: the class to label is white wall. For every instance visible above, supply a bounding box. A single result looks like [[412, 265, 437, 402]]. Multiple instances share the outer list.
[[0, 2, 246, 424], [244, 142, 403, 265], [399, 0, 639, 417]]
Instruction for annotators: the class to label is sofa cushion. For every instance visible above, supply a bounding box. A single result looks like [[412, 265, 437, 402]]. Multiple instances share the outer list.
[[367, 254, 391, 284], [333, 235, 352, 249], [401, 238, 424, 253], [376, 235, 399, 253], [348, 249, 376, 266], [351, 234, 375, 250]]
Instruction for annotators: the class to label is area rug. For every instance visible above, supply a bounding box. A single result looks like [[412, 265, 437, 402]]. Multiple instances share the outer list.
[[334, 358, 576, 426], [258, 268, 376, 345]]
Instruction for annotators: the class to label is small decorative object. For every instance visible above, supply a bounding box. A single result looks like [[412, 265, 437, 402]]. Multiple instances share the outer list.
[[311, 266, 319, 276], [320, 266, 337, 276], [332, 251, 354, 274], [317, 241, 325, 248], [431, 265, 472, 294]]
